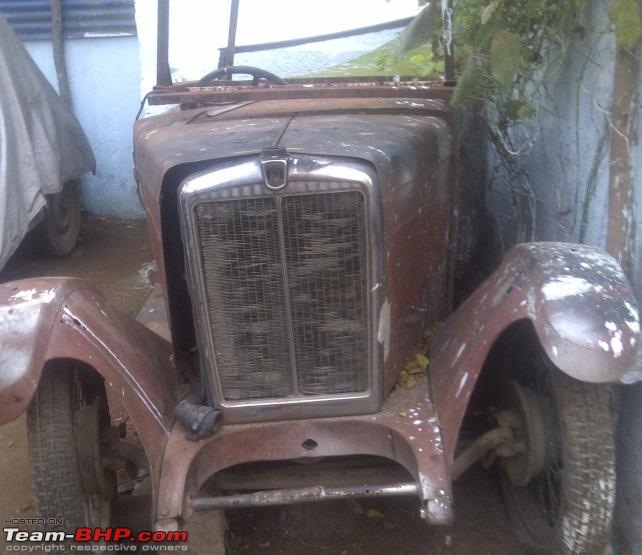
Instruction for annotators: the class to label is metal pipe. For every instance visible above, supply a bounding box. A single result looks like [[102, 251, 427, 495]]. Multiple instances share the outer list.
[[442, 0, 456, 84], [51, 0, 71, 107], [224, 16, 415, 56], [191, 482, 419, 511], [452, 427, 513, 480], [156, 0, 171, 86], [218, 0, 240, 69]]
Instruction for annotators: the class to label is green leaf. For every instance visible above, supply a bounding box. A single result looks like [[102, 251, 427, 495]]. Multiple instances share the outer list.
[[526, 0, 541, 17], [451, 56, 484, 107], [409, 52, 429, 65], [347, 498, 364, 514], [383, 518, 399, 532], [608, 0, 642, 48], [504, 100, 533, 121], [489, 31, 521, 89], [415, 353, 430, 369], [517, 103, 533, 119], [481, 1, 499, 25]]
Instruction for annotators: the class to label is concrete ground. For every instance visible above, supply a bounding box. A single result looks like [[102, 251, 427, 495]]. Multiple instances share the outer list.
[[0, 217, 524, 555]]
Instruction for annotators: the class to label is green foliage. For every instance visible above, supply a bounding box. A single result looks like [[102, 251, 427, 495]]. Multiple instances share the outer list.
[[489, 30, 521, 88], [608, 0, 642, 47], [451, 0, 590, 113], [449, 0, 594, 243], [307, 38, 443, 78], [225, 532, 248, 555], [450, 55, 485, 105]]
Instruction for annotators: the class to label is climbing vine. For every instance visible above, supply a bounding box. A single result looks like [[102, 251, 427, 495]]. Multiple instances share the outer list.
[[608, 0, 642, 47], [314, 1, 641, 244], [452, 0, 589, 109], [450, 0, 642, 243], [451, 0, 642, 112]]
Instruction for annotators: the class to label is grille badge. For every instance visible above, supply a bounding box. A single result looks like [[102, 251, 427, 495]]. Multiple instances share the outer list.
[[260, 147, 289, 190]]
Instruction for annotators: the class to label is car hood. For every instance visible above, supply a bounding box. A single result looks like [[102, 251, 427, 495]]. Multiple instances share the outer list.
[[133, 97, 452, 202]]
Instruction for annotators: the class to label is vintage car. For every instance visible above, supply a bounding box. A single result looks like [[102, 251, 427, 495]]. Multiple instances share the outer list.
[[0, 6, 640, 555], [0, 15, 94, 270]]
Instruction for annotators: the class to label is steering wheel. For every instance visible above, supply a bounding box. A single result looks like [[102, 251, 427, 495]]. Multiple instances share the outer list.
[[198, 65, 287, 86]]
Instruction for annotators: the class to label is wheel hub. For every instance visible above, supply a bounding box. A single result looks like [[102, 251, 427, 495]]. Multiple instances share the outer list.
[[501, 380, 555, 487], [49, 186, 73, 234], [76, 402, 115, 525]]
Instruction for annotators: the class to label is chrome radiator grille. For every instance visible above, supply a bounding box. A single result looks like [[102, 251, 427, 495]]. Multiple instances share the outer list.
[[194, 190, 369, 401]]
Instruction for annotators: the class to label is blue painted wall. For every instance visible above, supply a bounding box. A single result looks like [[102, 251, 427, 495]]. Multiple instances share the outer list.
[[486, 0, 641, 304], [24, 36, 144, 218]]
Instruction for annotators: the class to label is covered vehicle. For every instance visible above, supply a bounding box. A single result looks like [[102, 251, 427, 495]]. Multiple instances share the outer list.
[[0, 4, 640, 555], [0, 15, 95, 268]]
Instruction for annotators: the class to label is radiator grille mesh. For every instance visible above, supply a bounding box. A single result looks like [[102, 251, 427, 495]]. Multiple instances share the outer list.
[[194, 189, 369, 401], [282, 193, 368, 395], [196, 198, 292, 400]]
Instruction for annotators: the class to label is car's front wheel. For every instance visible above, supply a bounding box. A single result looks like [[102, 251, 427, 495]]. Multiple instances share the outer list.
[[27, 365, 115, 529], [498, 354, 615, 554], [37, 180, 82, 257]]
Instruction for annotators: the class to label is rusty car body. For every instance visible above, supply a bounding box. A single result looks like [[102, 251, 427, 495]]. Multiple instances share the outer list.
[[1, 3, 640, 553]]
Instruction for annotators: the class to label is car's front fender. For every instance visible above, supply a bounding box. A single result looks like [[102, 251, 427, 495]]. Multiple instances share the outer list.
[[0, 278, 177, 470], [430, 243, 640, 460]]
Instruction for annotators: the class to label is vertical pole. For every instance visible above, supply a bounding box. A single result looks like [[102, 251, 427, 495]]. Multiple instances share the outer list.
[[441, 0, 456, 84], [606, 39, 639, 276], [51, 0, 72, 106], [156, 0, 171, 86], [218, 0, 240, 69]]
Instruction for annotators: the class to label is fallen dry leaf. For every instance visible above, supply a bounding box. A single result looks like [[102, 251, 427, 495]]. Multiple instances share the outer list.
[[383, 516, 399, 532], [415, 353, 429, 369], [347, 498, 364, 515], [398, 371, 417, 389]]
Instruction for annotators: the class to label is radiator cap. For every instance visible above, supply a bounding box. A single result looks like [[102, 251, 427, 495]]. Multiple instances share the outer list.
[[260, 147, 289, 190]]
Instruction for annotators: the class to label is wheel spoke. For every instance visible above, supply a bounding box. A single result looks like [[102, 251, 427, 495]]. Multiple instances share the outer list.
[[498, 351, 615, 552], [544, 467, 559, 523]]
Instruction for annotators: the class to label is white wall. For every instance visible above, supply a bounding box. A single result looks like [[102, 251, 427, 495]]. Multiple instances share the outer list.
[[486, 0, 641, 300], [24, 37, 144, 218]]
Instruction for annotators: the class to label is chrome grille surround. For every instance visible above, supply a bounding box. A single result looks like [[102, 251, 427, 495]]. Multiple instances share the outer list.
[[179, 154, 382, 423]]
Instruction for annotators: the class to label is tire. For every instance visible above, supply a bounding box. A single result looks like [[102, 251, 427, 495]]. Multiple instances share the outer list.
[[37, 180, 82, 257], [27, 365, 114, 529], [616, 381, 642, 554], [499, 354, 616, 555]]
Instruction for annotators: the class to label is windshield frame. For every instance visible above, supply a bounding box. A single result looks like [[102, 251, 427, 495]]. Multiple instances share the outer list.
[[154, 0, 455, 88]]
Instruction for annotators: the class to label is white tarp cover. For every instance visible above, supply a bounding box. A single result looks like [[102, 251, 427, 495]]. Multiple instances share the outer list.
[[0, 16, 95, 269]]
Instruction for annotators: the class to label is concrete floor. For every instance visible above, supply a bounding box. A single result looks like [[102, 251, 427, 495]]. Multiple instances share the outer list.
[[0, 218, 524, 554]]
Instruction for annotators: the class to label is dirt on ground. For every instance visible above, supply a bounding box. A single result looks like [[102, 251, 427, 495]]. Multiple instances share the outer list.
[[0, 217, 524, 555]]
